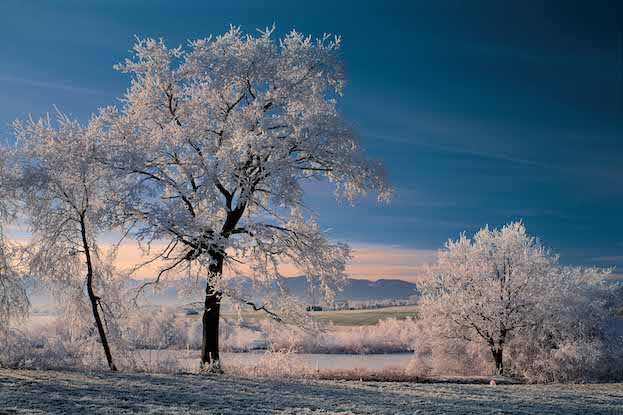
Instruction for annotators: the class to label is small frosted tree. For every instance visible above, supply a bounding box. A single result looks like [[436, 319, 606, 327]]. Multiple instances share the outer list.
[[417, 222, 620, 378], [10, 113, 120, 371], [99, 26, 391, 368], [0, 153, 30, 334], [419, 222, 564, 375]]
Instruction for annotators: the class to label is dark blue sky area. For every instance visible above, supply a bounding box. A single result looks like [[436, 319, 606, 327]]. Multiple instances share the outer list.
[[1, 1, 621, 274]]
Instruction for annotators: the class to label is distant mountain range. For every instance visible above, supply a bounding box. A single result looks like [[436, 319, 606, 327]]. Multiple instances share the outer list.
[[126, 275, 419, 305], [282, 276, 419, 302]]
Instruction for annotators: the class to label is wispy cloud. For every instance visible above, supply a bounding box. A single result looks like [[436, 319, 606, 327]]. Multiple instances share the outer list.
[[591, 256, 623, 263], [0, 74, 117, 97], [358, 99, 622, 187], [368, 132, 556, 170]]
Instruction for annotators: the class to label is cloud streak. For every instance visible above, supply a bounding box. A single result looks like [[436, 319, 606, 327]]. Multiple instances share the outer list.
[[0, 74, 117, 97], [368, 132, 557, 170]]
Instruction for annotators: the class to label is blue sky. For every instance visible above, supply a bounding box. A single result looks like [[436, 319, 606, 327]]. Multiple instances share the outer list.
[[1, 0, 621, 278]]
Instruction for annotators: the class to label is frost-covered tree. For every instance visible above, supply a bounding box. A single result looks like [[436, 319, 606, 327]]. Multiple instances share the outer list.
[[9, 113, 120, 371], [99, 26, 391, 368], [417, 222, 620, 378], [0, 177, 29, 333]]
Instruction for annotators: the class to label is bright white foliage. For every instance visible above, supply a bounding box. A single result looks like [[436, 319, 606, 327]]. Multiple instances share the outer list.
[[97, 26, 391, 302], [416, 222, 622, 381]]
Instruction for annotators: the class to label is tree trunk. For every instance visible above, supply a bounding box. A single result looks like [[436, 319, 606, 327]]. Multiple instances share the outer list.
[[199, 203, 246, 371], [492, 347, 504, 375], [200, 252, 223, 371], [80, 216, 117, 372]]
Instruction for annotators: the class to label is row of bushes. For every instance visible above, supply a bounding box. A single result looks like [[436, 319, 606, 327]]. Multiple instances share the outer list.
[[18, 308, 419, 354], [4, 307, 622, 383]]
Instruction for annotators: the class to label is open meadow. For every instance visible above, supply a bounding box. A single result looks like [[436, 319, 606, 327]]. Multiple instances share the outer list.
[[302, 306, 419, 326], [219, 305, 419, 326]]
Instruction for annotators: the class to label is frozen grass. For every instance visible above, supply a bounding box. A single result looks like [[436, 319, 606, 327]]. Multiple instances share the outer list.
[[311, 305, 419, 326], [0, 369, 622, 414]]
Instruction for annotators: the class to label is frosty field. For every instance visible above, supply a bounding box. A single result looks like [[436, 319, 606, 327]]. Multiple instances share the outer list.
[[0, 369, 621, 415], [217, 305, 420, 326], [299, 306, 420, 326]]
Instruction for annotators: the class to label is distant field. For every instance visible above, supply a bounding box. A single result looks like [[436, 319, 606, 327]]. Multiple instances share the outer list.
[[222, 305, 419, 326], [311, 305, 419, 326]]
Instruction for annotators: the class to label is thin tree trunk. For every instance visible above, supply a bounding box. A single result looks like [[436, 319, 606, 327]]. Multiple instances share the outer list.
[[80, 216, 117, 372], [200, 252, 223, 371]]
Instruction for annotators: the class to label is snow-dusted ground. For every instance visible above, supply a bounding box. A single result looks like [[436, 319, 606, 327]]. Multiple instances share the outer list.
[[0, 369, 621, 415]]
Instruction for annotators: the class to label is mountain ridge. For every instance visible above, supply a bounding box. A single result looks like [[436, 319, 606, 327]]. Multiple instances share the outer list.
[[128, 275, 419, 305]]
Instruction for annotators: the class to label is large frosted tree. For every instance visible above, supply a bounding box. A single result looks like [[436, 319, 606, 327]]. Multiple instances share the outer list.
[[100, 26, 391, 368]]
